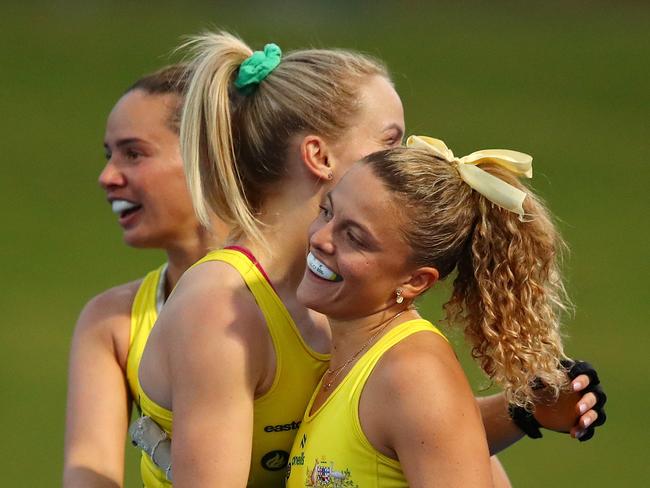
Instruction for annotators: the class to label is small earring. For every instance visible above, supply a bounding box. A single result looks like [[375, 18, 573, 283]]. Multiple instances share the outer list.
[[327, 172, 333, 180], [396, 288, 404, 304]]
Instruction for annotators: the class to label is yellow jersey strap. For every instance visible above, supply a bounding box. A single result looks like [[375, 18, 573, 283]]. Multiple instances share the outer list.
[[350, 319, 447, 469], [305, 319, 445, 423], [287, 320, 446, 487], [192, 248, 328, 366], [192, 248, 329, 486], [127, 264, 166, 406], [350, 318, 447, 396]]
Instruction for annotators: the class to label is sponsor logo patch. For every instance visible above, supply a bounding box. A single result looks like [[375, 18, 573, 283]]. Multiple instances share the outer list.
[[261, 450, 290, 471]]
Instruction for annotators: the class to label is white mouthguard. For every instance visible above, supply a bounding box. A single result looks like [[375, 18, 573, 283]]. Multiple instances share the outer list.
[[111, 199, 139, 214], [307, 252, 342, 282]]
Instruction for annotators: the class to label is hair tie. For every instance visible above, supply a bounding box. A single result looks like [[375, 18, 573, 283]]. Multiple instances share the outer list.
[[234, 43, 282, 95], [406, 135, 533, 220]]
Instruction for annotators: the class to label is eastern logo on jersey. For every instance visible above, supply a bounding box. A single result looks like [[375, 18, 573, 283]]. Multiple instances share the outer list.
[[263, 420, 301, 433], [261, 450, 290, 471], [305, 458, 358, 487]]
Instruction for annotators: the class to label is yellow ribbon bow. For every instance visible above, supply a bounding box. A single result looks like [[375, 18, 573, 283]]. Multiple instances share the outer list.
[[406, 135, 533, 219]]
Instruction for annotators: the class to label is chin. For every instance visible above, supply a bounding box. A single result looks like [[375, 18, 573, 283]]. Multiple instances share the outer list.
[[122, 232, 160, 249], [296, 282, 313, 308], [296, 282, 327, 313]]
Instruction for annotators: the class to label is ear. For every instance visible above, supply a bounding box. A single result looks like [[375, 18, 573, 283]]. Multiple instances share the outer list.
[[399, 266, 439, 301], [300, 135, 332, 181]]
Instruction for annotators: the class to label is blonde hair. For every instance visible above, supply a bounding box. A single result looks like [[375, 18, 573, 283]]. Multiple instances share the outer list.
[[363, 147, 569, 407], [180, 31, 388, 244]]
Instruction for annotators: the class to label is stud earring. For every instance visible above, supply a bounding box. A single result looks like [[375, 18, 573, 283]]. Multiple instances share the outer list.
[[396, 288, 404, 304], [327, 172, 333, 180]]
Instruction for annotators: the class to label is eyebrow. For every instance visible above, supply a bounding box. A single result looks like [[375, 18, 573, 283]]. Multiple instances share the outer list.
[[103, 137, 150, 150]]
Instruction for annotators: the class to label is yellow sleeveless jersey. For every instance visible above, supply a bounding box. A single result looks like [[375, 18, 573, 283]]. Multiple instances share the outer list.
[[124, 264, 167, 486], [126, 264, 166, 408], [137, 248, 330, 487], [286, 319, 447, 488]]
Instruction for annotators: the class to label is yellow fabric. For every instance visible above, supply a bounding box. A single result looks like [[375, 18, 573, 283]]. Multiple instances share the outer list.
[[124, 264, 168, 487], [126, 264, 165, 408], [407, 135, 533, 219], [137, 248, 330, 487], [286, 319, 447, 488]]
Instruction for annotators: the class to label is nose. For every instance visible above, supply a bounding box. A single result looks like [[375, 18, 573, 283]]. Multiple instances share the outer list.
[[98, 159, 126, 190], [309, 218, 335, 255]]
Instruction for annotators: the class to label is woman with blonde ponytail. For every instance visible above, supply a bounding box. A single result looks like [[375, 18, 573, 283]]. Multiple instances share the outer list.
[[137, 31, 605, 487]]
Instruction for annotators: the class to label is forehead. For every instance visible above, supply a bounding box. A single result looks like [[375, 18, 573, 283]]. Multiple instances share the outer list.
[[356, 75, 405, 132], [331, 163, 405, 239], [105, 90, 177, 139], [329, 75, 405, 169]]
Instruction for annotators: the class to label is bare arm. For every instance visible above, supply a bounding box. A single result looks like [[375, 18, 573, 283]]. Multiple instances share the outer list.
[[139, 264, 268, 487], [477, 394, 524, 455], [490, 456, 512, 488], [63, 284, 137, 488], [363, 332, 494, 487]]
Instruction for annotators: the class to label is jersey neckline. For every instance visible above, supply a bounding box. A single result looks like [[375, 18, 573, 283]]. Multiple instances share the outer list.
[[304, 319, 441, 421]]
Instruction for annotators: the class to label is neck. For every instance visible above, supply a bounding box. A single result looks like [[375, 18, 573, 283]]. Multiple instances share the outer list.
[[164, 221, 225, 297], [327, 306, 418, 370], [232, 180, 324, 300]]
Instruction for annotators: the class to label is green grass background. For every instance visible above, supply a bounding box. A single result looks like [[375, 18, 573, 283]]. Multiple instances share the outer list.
[[2, 1, 648, 485]]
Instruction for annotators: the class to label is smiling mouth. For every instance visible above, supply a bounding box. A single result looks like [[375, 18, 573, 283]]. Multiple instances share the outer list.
[[111, 199, 142, 219], [306, 252, 343, 282]]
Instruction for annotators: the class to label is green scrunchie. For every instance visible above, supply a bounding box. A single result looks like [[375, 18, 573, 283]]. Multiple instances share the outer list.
[[234, 43, 282, 95]]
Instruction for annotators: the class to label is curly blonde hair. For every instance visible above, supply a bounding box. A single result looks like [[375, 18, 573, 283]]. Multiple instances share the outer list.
[[363, 147, 570, 408]]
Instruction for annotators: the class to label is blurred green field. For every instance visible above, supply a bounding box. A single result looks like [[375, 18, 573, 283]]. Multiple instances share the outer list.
[[2, 1, 648, 486]]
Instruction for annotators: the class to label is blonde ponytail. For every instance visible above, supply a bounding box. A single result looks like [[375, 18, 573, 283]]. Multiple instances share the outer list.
[[179, 30, 388, 247], [180, 32, 260, 240]]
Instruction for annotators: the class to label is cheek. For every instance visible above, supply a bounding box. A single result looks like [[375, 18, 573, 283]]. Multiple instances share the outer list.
[[340, 256, 376, 284], [357, 142, 390, 161], [343, 252, 405, 293], [334, 132, 383, 168], [307, 218, 325, 243], [157, 167, 192, 205], [345, 135, 381, 159]]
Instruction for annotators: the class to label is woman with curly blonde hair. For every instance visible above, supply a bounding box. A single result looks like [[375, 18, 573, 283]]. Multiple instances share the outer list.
[[287, 137, 574, 486]]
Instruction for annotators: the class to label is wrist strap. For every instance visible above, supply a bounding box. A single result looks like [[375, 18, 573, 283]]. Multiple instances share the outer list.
[[508, 404, 543, 439]]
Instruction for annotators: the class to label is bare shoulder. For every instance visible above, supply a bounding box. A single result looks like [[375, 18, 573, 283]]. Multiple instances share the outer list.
[[178, 258, 260, 292], [360, 327, 490, 478], [144, 260, 271, 403], [363, 328, 478, 431], [78, 280, 141, 325], [375, 329, 466, 395], [71, 279, 142, 368], [153, 259, 268, 353]]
